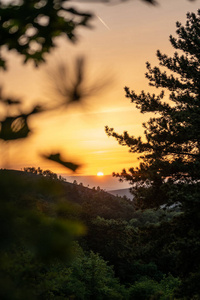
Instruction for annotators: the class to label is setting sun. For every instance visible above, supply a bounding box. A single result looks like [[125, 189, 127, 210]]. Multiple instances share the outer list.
[[97, 172, 104, 177]]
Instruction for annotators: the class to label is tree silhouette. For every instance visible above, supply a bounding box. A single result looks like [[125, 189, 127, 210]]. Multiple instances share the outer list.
[[106, 10, 200, 211], [106, 12, 200, 297]]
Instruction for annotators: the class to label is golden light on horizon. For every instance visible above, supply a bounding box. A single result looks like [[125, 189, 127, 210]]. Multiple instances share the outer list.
[[97, 172, 104, 176], [2, 1, 199, 175]]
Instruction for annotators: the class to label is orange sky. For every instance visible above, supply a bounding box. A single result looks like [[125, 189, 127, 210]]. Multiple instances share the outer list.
[[1, 0, 199, 175]]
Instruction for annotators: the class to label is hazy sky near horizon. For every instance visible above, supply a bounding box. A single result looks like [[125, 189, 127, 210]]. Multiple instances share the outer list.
[[1, 0, 200, 176]]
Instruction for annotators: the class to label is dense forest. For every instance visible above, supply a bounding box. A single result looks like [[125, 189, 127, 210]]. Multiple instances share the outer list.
[[0, 168, 181, 299]]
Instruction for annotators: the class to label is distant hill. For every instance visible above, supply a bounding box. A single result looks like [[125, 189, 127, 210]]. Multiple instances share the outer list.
[[1, 169, 136, 221], [108, 188, 133, 200], [63, 174, 130, 191]]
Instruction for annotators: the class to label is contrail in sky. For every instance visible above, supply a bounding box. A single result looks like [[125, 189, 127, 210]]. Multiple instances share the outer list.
[[96, 15, 111, 30]]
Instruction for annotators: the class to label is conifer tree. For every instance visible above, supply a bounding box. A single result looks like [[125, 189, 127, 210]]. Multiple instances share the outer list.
[[106, 10, 200, 211]]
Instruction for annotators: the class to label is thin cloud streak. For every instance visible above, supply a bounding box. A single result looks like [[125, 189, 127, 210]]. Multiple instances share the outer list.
[[96, 15, 111, 30]]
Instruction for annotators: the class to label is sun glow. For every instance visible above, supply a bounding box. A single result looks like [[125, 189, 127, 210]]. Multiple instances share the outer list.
[[97, 172, 104, 176]]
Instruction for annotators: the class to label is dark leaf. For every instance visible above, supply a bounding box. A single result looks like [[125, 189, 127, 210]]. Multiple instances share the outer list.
[[42, 153, 79, 172], [0, 116, 30, 141]]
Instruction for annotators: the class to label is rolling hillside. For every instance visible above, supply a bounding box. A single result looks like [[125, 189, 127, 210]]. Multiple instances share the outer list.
[[1, 169, 136, 221], [108, 188, 133, 200]]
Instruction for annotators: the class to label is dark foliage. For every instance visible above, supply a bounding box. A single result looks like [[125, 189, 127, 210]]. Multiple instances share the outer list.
[[106, 10, 200, 298], [106, 10, 200, 212], [0, 0, 92, 69], [0, 169, 181, 299]]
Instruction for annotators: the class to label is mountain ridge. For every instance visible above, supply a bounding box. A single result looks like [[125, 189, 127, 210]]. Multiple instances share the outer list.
[[1, 169, 136, 221]]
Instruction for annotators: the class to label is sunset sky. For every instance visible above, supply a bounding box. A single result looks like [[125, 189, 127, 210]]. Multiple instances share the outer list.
[[1, 0, 199, 176]]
